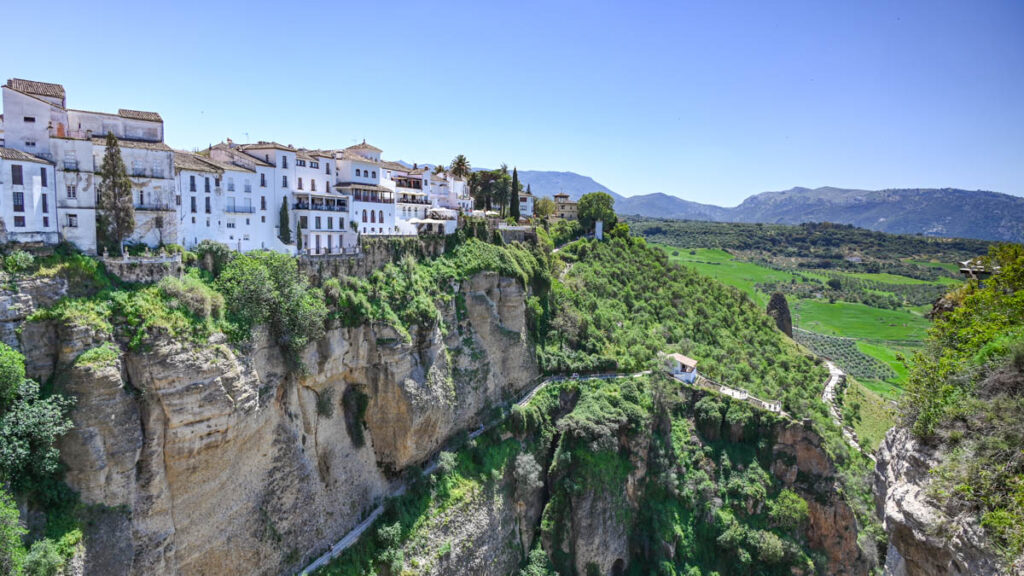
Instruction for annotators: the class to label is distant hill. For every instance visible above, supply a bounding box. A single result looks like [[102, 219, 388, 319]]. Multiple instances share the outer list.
[[513, 170, 1024, 243], [515, 171, 624, 202]]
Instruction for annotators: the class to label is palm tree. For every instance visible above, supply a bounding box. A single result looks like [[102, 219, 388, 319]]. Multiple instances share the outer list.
[[433, 163, 445, 176], [449, 155, 471, 180]]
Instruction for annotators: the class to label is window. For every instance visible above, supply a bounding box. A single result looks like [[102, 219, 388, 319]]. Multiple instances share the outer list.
[[43, 217, 49, 227], [327, 217, 333, 229], [175, 195, 181, 206], [205, 197, 211, 214], [297, 177, 303, 190], [326, 164, 330, 175], [370, 210, 375, 223], [139, 191, 145, 205], [311, 180, 316, 192], [261, 196, 267, 210], [227, 220, 236, 229], [66, 184, 77, 199], [205, 177, 211, 193], [311, 161, 318, 169], [23, 116, 35, 123], [191, 197, 197, 213], [13, 217, 25, 228], [244, 181, 251, 193], [190, 175, 196, 192], [40, 168, 47, 188], [378, 210, 383, 223], [281, 156, 288, 169], [356, 169, 361, 177], [67, 214, 78, 228], [372, 171, 376, 178], [13, 192, 25, 212], [215, 177, 221, 188], [362, 210, 367, 223], [11, 165, 23, 186], [260, 173, 267, 187], [42, 194, 48, 213], [227, 178, 234, 191], [282, 175, 288, 188], [261, 215, 266, 223], [296, 159, 305, 167], [24, 141, 35, 148], [315, 216, 321, 229]]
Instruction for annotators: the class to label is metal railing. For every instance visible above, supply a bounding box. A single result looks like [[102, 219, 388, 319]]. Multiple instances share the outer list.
[[225, 205, 255, 213], [294, 202, 347, 212]]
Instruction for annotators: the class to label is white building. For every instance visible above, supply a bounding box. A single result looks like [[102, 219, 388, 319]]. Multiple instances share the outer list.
[[0, 148, 57, 244], [205, 140, 283, 251], [293, 149, 355, 254], [518, 187, 534, 219], [335, 141, 396, 235], [1, 78, 177, 251]]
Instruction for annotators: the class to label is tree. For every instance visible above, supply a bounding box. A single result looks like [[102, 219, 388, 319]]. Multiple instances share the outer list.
[[0, 488, 25, 576], [296, 220, 303, 252], [534, 197, 556, 220], [278, 198, 291, 244], [96, 132, 135, 254], [578, 192, 617, 232], [449, 154, 471, 180], [433, 164, 445, 176], [510, 167, 521, 220]]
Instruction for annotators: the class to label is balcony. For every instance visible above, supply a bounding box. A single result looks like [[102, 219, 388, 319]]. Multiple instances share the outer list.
[[135, 203, 174, 211], [63, 160, 79, 171], [398, 198, 430, 205], [225, 205, 255, 214], [294, 202, 347, 213]]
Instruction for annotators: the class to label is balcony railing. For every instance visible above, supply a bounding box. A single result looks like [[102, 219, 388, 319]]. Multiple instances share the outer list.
[[398, 198, 431, 205], [294, 202, 347, 212], [135, 203, 173, 211], [63, 160, 79, 171], [225, 205, 255, 213]]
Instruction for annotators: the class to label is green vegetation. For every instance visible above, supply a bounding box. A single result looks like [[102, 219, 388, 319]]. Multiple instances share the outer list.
[[902, 244, 1024, 562], [536, 237, 830, 423], [577, 192, 617, 233], [840, 379, 896, 452]]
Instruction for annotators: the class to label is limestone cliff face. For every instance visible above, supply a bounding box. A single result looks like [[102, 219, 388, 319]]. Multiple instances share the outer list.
[[874, 427, 1011, 576], [771, 421, 873, 576], [24, 270, 537, 576]]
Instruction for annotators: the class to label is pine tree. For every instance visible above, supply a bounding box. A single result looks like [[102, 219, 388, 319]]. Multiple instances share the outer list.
[[510, 167, 521, 220], [96, 132, 135, 254], [279, 198, 291, 243]]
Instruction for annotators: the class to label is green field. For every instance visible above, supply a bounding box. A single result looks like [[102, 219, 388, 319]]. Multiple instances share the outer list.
[[792, 299, 930, 341], [660, 246, 808, 306], [844, 378, 897, 451], [855, 340, 911, 383]]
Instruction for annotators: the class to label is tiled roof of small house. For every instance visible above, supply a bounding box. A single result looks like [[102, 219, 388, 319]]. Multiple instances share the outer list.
[[6, 78, 66, 100], [0, 147, 53, 164], [202, 156, 255, 173], [91, 136, 172, 152], [380, 160, 408, 171], [118, 109, 163, 122], [667, 353, 698, 368], [340, 150, 379, 164]]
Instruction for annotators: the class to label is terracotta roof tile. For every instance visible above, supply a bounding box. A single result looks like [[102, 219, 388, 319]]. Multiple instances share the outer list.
[[0, 147, 52, 164], [6, 78, 65, 100], [118, 109, 162, 122]]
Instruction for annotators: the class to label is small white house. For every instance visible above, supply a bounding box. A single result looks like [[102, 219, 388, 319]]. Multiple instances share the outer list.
[[665, 352, 699, 384]]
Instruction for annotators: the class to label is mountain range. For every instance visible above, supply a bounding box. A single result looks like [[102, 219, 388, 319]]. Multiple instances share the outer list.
[[516, 171, 1024, 243]]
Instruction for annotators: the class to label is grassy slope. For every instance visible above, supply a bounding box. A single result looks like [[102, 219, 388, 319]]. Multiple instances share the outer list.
[[792, 299, 929, 341]]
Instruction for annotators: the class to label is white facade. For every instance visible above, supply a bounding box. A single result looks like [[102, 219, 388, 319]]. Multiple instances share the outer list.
[[336, 142, 397, 235], [518, 191, 534, 219], [0, 149, 57, 244]]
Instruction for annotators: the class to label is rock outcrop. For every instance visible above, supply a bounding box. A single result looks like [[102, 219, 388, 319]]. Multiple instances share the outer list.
[[766, 291, 793, 338], [30, 270, 537, 576], [874, 427, 1010, 576]]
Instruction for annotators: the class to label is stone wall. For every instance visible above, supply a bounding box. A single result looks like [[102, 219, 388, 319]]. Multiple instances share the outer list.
[[100, 254, 183, 284], [298, 236, 447, 281]]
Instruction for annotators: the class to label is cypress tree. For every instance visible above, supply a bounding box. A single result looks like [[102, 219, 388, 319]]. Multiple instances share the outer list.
[[96, 132, 135, 254], [296, 220, 303, 252], [279, 198, 291, 243], [510, 167, 521, 220]]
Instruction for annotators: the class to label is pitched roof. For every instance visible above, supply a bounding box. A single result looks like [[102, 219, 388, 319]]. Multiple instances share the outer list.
[[0, 147, 52, 164], [239, 141, 295, 152], [380, 160, 408, 171], [118, 109, 163, 122], [340, 150, 379, 164], [91, 137, 172, 152], [667, 353, 698, 368], [345, 140, 382, 153], [201, 156, 254, 173], [174, 150, 220, 173], [6, 78, 65, 100]]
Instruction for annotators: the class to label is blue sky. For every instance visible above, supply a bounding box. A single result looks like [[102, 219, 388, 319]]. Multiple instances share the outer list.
[[4, 0, 1023, 204]]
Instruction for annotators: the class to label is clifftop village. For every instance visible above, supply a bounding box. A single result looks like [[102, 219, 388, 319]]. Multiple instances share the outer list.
[[0, 78, 581, 256]]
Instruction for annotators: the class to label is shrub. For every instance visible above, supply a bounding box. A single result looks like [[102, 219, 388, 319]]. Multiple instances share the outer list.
[[158, 272, 225, 322], [23, 538, 61, 576], [194, 240, 233, 277], [0, 488, 25, 576], [0, 344, 26, 410], [5, 250, 34, 274]]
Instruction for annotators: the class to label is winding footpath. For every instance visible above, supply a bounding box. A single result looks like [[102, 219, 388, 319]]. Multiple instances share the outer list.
[[821, 360, 875, 462]]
